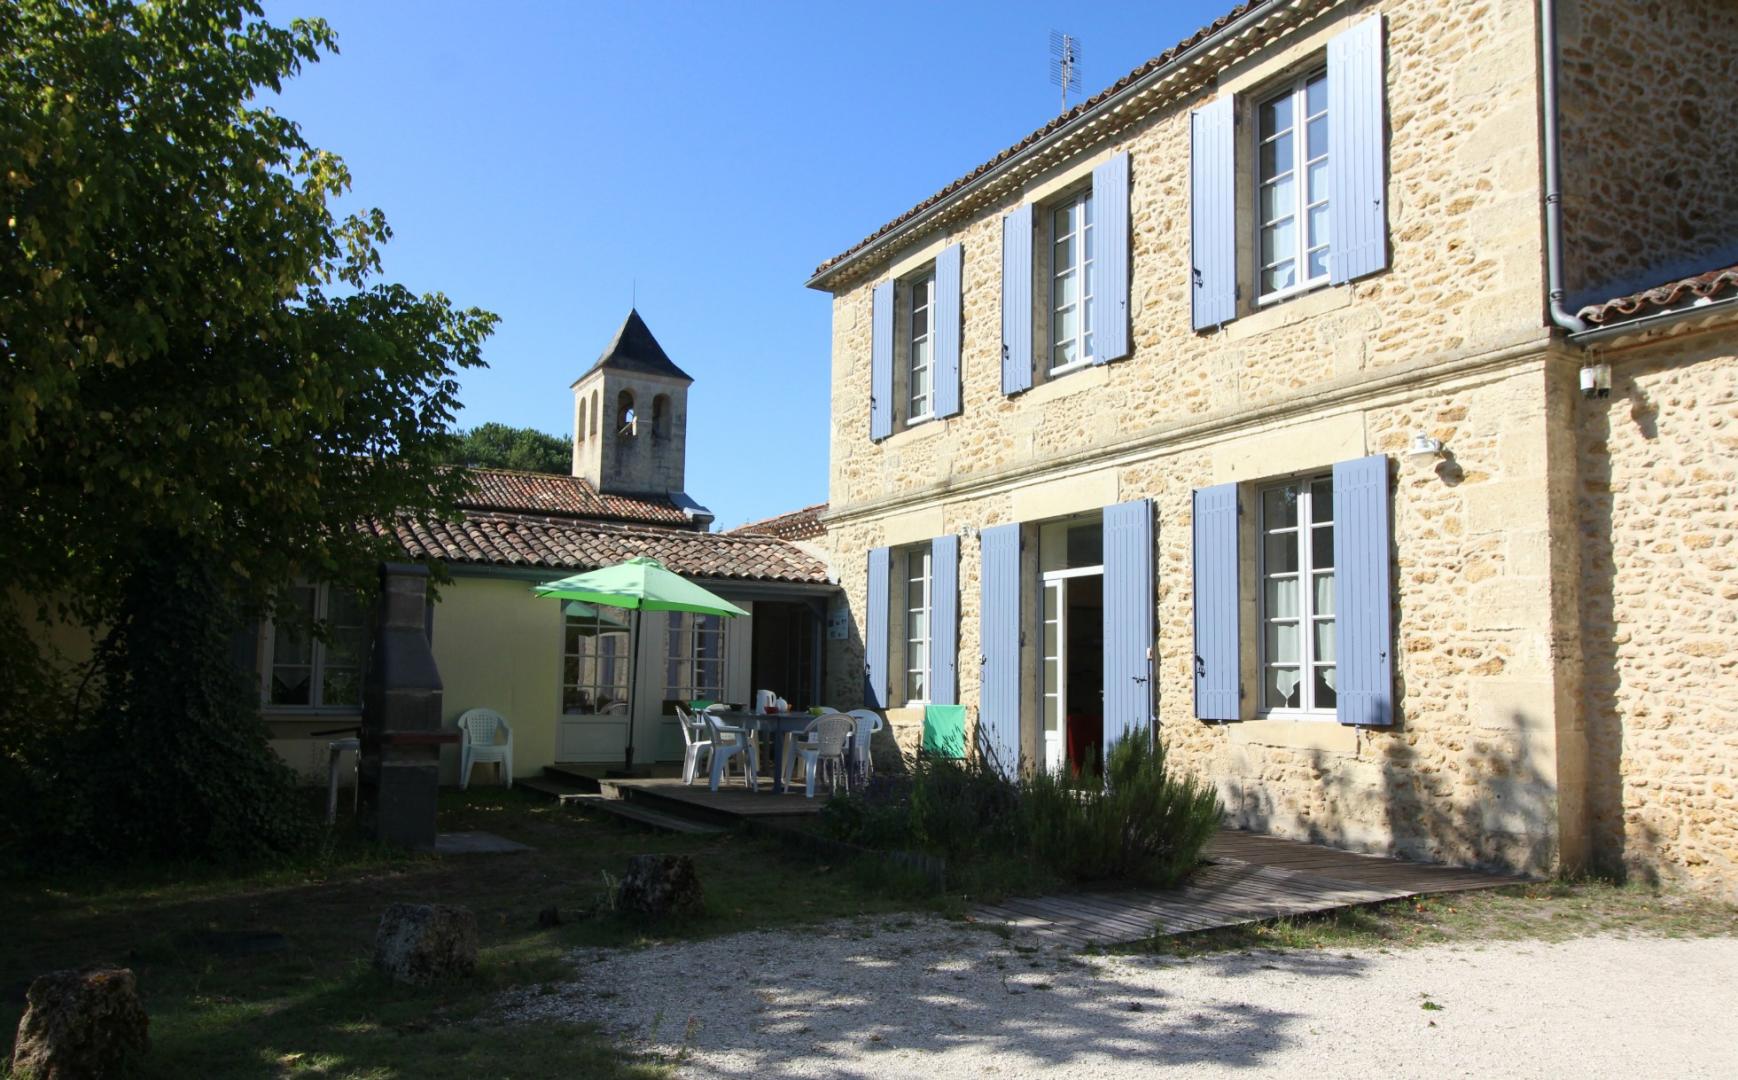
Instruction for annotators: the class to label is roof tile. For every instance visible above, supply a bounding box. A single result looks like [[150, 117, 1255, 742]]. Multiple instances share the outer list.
[[456, 467, 692, 527], [1578, 262, 1738, 326], [384, 512, 830, 585], [727, 502, 828, 541]]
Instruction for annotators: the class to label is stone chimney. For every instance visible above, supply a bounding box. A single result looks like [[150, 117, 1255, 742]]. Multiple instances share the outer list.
[[359, 562, 449, 851]]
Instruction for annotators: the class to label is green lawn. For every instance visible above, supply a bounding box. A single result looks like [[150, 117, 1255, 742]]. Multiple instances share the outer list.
[[2, 789, 926, 1079]]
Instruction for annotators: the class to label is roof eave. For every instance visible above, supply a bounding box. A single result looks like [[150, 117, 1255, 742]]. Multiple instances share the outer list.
[[804, 0, 1310, 293]]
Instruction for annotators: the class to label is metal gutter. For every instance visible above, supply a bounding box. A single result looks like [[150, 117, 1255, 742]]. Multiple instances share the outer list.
[[805, 0, 1307, 291], [1539, 0, 1588, 334], [1568, 295, 1738, 347]]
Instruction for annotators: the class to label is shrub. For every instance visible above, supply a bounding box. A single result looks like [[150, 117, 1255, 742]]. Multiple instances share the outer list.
[[1023, 735, 1222, 887]]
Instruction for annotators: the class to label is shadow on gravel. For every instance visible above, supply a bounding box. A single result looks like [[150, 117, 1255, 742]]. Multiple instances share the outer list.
[[580, 929, 1381, 1077]]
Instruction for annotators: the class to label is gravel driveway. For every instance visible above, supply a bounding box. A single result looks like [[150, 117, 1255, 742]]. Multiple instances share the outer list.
[[505, 915, 1738, 1078]]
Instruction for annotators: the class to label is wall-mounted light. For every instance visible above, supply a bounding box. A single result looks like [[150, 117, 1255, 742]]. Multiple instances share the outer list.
[[1580, 362, 1612, 399], [1407, 432, 1445, 458]]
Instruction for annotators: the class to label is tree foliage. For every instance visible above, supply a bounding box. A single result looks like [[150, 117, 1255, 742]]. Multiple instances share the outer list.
[[442, 421, 572, 475], [0, 0, 497, 861]]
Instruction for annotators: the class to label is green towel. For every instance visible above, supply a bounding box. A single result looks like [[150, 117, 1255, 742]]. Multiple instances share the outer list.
[[922, 704, 967, 759]]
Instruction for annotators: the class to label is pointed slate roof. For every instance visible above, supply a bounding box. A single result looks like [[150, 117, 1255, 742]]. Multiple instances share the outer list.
[[580, 309, 693, 382]]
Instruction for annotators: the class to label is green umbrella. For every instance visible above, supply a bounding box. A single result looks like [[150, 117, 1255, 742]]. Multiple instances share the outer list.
[[534, 557, 747, 769]]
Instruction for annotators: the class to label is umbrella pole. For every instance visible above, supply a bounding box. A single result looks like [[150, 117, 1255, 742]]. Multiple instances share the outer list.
[[624, 607, 640, 772]]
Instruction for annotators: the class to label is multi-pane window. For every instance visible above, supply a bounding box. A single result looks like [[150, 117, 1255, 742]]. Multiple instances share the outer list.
[[562, 606, 631, 714], [268, 583, 369, 708], [1257, 69, 1329, 301], [1260, 475, 1336, 713], [905, 547, 932, 703], [664, 612, 726, 703], [1050, 189, 1094, 372], [907, 270, 935, 421]]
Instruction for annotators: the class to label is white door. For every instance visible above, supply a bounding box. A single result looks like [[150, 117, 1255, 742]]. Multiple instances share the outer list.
[[1041, 577, 1066, 773], [556, 606, 634, 762]]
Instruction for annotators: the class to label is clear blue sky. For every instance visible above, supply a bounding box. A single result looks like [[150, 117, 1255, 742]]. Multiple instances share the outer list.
[[263, 0, 1227, 529]]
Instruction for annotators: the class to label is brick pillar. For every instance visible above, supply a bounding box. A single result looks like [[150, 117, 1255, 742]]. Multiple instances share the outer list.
[[360, 562, 446, 850]]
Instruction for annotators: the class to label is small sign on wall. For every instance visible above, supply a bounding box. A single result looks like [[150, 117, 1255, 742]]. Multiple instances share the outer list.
[[826, 608, 849, 641]]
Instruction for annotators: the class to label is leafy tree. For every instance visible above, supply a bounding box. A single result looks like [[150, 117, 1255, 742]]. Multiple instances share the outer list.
[[0, 0, 497, 861], [442, 421, 573, 474]]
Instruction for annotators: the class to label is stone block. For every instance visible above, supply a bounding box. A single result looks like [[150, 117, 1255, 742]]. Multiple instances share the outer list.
[[373, 903, 478, 986], [12, 968, 149, 1079], [615, 854, 705, 921]]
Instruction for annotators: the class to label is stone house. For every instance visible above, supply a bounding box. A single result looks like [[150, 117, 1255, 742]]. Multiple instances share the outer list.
[[804, 0, 1738, 894], [254, 310, 837, 784]]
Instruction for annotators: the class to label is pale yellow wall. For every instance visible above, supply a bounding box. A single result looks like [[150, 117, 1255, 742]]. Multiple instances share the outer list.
[[429, 575, 565, 785]]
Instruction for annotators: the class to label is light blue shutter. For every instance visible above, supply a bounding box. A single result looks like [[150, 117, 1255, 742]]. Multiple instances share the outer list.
[[1091, 152, 1131, 364], [1332, 454, 1394, 726], [934, 244, 963, 417], [870, 281, 894, 441], [1000, 204, 1033, 395], [864, 546, 890, 708], [1192, 483, 1240, 721], [928, 534, 959, 705], [1102, 499, 1154, 754], [1190, 95, 1237, 330], [1328, 15, 1388, 284], [978, 523, 1022, 777]]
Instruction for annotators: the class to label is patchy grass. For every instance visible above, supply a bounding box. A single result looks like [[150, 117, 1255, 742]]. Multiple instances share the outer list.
[[1122, 878, 1738, 958], [2, 789, 926, 1078]]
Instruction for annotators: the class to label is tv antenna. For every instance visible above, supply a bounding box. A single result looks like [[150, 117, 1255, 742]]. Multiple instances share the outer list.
[[1049, 31, 1082, 114]]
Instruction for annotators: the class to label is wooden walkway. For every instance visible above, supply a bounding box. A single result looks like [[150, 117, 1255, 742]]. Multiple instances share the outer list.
[[970, 829, 1519, 947]]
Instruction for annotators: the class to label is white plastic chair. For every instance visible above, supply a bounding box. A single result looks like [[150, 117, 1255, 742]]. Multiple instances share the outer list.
[[675, 706, 713, 786], [847, 708, 884, 780], [787, 714, 853, 798], [457, 708, 513, 789], [705, 711, 758, 792]]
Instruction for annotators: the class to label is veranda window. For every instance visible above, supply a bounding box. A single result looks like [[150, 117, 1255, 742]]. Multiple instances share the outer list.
[[563, 607, 631, 714], [664, 612, 726, 703]]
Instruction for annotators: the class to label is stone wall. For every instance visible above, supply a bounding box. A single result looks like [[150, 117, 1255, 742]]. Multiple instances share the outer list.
[[1558, 0, 1738, 302], [825, 356, 1580, 874], [827, 0, 1547, 516], [1578, 328, 1738, 898], [815, 0, 1738, 889]]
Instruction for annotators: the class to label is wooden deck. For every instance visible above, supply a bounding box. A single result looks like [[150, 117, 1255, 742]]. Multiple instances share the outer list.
[[599, 775, 828, 818], [970, 829, 1520, 947]]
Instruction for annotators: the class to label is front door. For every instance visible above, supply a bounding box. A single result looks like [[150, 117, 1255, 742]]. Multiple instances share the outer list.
[[1041, 577, 1067, 772]]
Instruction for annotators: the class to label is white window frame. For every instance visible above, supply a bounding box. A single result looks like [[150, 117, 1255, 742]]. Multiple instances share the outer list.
[[904, 546, 932, 705], [664, 611, 727, 704], [1255, 67, 1330, 305], [1258, 473, 1337, 718], [562, 607, 632, 715], [906, 269, 936, 424], [1049, 187, 1095, 375], [262, 582, 369, 711]]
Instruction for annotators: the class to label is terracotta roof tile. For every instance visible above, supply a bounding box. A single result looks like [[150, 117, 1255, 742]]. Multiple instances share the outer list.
[[808, 2, 1266, 285], [455, 467, 692, 527], [727, 502, 828, 542], [1578, 262, 1738, 326], [382, 512, 830, 585]]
